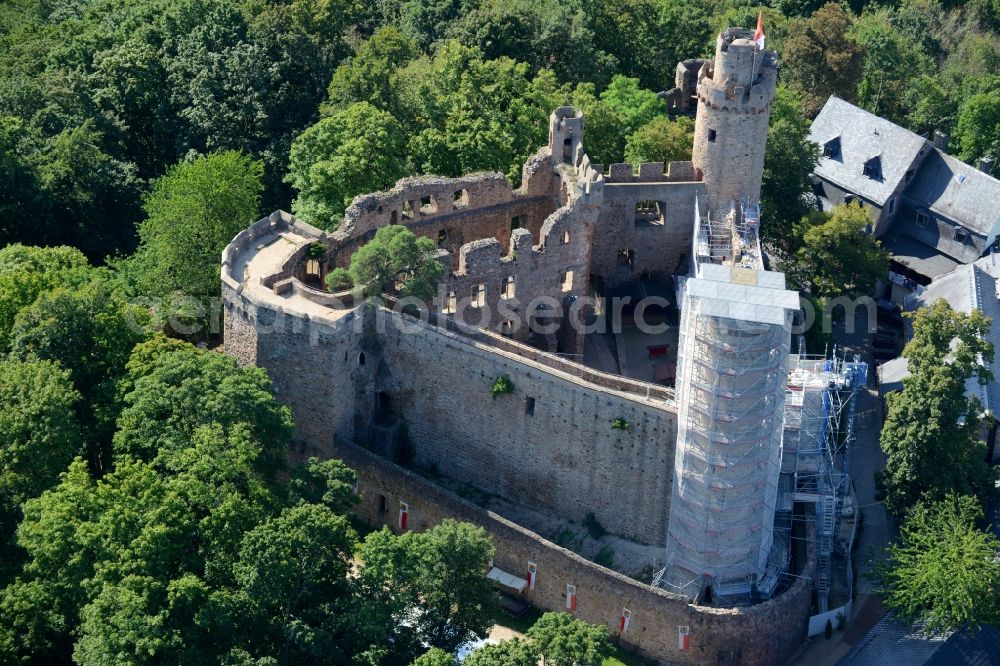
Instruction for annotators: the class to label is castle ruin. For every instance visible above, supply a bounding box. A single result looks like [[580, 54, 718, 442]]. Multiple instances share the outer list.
[[222, 28, 863, 665]]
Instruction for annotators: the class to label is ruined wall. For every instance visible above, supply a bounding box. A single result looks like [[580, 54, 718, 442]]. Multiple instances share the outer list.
[[374, 308, 675, 545], [592, 161, 706, 287], [306, 110, 605, 349], [331, 173, 556, 267], [336, 439, 814, 666]]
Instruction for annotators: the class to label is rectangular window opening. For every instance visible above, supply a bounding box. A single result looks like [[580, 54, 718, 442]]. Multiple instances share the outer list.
[[402, 200, 414, 219], [472, 284, 486, 307], [617, 248, 635, 269], [453, 190, 468, 209], [378, 494, 387, 514], [511, 215, 522, 230], [437, 229, 447, 246], [501, 320, 514, 335], [502, 276, 515, 299], [442, 291, 457, 314], [421, 195, 436, 214], [634, 200, 665, 226], [525, 396, 535, 416], [561, 270, 574, 292], [707, 129, 717, 143]]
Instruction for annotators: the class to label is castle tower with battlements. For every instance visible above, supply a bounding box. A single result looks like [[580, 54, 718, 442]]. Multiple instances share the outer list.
[[692, 28, 777, 219]]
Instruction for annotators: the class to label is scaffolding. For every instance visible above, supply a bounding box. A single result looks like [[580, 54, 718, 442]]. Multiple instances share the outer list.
[[659, 199, 799, 604], [778, 353, 867, 612]]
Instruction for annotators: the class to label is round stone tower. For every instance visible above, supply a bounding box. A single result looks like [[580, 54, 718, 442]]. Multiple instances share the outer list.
[[692, 28, 778, 219]]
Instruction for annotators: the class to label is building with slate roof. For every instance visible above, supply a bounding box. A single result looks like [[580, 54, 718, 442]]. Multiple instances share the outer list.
[[876, 251, 1000, 460], [838, 615, 1000, 666], [809, 97, 1000, 294]]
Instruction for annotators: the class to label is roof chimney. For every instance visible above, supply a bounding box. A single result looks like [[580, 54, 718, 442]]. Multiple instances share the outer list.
[[978, 156, 994, 175], [932, 130, 948, 151]]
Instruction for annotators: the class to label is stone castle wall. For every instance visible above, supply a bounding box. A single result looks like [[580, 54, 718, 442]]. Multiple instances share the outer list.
[[336, 438, 814, 666], [304, 108, 606, 350], [223, 278, 677, 544], [374, 308, 676, 545], [592, 163, 706, 287]]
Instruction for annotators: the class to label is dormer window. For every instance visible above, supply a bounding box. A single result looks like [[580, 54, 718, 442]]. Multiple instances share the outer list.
[[823, 136, 841, 159], [916, 211, 930, 228], [863, 155, 882, 180], [955, 226, 970, 242]]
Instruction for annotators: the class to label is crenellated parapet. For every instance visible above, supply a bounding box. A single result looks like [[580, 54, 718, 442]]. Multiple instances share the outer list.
[[692, 28, 778, 219], [602, 161, 700, 184]]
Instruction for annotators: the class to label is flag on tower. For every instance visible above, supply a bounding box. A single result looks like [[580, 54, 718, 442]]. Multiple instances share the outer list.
[[754, 11, 765, 50]]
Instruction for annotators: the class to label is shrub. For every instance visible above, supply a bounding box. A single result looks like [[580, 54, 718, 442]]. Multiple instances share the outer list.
[[325, 267, 353, 291], [491, 375, 514, 399], [611, 418, 630, 431]]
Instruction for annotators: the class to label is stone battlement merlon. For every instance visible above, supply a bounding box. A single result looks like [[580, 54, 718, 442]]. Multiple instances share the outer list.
[[601, 161, 699, 184]]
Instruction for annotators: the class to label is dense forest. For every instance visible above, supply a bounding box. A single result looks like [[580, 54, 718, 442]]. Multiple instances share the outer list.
[[3, 0, 1000, 663]]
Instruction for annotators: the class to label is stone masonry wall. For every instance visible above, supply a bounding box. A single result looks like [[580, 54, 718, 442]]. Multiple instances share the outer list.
[[593, 177, 706, 288], [335, 439, 814, 666], [373, 308, 676, 545]]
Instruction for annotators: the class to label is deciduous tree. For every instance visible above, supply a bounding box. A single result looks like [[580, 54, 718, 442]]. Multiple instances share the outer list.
[[760, 86, 820, 253], [0, 359, 80, 555], [288, 102, 406, 227], [463, 639, 538, 666], [113, 342, 293, 476], [785, 203, 888, 296], [126, 150, 263, 320], [875, 494, 1000, 635], [348, 225, 443, 301], [526, 612, 612, 666], [879, 300, 996, 515], [624, 115, 693, 165], [781, 3, 865, 117]]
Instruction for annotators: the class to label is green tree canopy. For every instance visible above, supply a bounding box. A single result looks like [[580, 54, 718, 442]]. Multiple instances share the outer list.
[[879, 299, 996, 515], [8, 277, 150, 467], [463, 639, 538, 666], [599, 75, 666, 138], [413, 646, 456, 666], [0, 244, 92, 355], [570, 83, 625, 165], [126, 150, 263, 309], [113, 341, 293, 475], [760, 86, 820, 253], [288, 102, 406, 227], [875, 494, 1000, 635], [956, 92, 1000, 165], [288, 456, 361, 514], [346, 224, 444, 301], [851, 8, 933, 122], [226, 503, 357, 663], [325, 26, 419, 115], [781, 3, 865, 117], [0, 359, 80, 556], [356, 520, 497, 661], [526, 612, 612, 666], [785, 203, 888, 296], [624, 115, 693, 165], [400, 42, 566, 183]]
